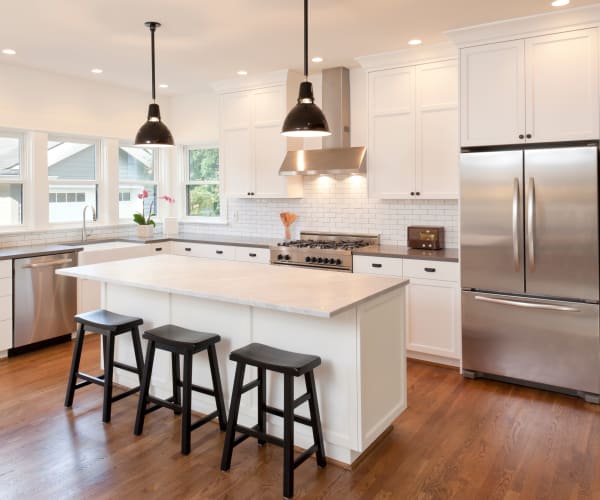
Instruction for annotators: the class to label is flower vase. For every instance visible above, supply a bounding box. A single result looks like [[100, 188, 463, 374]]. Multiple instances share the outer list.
[[135, 225, 154, 239], [284, 226, 292, 241]]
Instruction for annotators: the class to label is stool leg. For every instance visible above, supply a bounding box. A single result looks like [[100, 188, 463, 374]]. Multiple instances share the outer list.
[[207, 344, 227, 431], [130, 326, 145, 385], [64, 324, 85, 407], [181, 351, 193, 455], [102, 334, 115, 423], [305, 371, 327, 467], [134, 340, 156, 435], [171, 352, 182, 415], [257, 367, 266, 445], [221, 362, 246, 471], [283, 374, 295, 499]]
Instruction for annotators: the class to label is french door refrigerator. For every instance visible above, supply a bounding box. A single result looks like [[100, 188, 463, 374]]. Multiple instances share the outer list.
[[460, 143, 600, 402]]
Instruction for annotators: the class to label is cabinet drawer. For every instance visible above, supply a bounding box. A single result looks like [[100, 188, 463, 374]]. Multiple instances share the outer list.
[[234, 246, 270, 264], [170, 242, 204, 258], [0, 318, 11, 351], [0, 277, 11, 297], [403, 259, 458, 282], [0, 260, 11, 279], [353, 255, 403, 277], [148, 242, 171, 254], [0, 295, 12, 321], [198, 244, 235, 260]]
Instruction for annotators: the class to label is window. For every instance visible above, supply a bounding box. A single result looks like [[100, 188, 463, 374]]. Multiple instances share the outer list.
[[0, 135, 23, 226], [48, 138, 98, 223], [118, 145, 156, 221], [186, 147, 221, 218]]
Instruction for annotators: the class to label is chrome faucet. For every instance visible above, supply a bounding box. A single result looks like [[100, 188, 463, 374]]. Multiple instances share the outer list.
[[82, 205, 97, 241]]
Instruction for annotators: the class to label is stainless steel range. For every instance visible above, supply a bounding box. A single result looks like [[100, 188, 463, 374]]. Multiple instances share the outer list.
[[270, 231, 380, 272]]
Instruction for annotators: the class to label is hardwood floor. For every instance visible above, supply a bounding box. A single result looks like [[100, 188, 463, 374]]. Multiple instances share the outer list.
[[1, 335, 599, 499]]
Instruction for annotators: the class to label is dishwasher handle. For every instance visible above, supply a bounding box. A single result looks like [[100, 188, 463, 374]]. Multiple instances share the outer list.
[[22, 258, 73, 269]]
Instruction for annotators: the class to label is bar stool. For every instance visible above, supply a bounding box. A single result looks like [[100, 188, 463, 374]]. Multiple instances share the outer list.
[[220, 342, 327, 499], [64, 309, 145, 423], [133, 324, 228, 455]]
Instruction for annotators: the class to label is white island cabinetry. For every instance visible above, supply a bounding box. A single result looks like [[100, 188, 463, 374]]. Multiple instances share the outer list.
[[59, 255, 408, 465]]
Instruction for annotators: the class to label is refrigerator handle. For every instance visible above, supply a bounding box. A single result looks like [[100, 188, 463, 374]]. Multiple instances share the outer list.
[[474, 295, 580, 312], [512, 178, 520, 272], [527, 177, 535, 272]]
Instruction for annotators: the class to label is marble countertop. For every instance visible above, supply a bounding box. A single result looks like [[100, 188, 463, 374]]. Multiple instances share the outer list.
[[353, 245, 459, 262], [57, 254, 408, 318]]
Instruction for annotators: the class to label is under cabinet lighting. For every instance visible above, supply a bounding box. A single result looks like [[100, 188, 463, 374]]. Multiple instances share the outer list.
[[551, 0, 570, 6], [2, 49, 16, 55]]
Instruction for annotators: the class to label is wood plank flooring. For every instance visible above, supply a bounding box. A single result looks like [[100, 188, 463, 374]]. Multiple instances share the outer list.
[[0, 335, 599, 499]]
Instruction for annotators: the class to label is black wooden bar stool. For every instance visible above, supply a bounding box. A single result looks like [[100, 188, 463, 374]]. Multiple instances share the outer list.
[[133, 324, 228, 455], [221, 342, 326, 499], [64, 309, 145, 423]]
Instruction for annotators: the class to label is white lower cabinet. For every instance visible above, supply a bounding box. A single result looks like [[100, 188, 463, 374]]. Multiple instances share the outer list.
[[0, 260, 12, 351], [171, 241, 269, 263], [233, 246, 270, 264], [353, 255, 461, 366]]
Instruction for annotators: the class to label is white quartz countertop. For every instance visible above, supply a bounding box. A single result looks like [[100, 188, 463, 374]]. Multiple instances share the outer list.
[[58, 254, 408, 318]]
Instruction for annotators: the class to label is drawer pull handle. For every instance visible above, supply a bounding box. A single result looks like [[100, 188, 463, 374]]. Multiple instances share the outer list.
[[185, 247, 191, 252], [372, 263, 383, 268], [216, 250, 223, 255], [249, 253, 257, 257], [424, 267, 436, 272], [155, 247, 162, 252]]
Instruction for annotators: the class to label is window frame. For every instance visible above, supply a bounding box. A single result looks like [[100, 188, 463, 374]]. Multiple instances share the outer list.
[[0, 131, 26, 228], [117, 143, 159, 224], [47, 135, 101, 226], [181, 143, 226, 224]]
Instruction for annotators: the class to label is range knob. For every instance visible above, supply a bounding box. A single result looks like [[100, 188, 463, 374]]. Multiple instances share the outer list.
[[305, 256, 311, 263], [277, 254, 284, 260], [284, 254, 291, 260], [335, 259, 342, 265], [311, 257, 318, 263], [324, 258, 331, 264], [317, 257, 323, 263]]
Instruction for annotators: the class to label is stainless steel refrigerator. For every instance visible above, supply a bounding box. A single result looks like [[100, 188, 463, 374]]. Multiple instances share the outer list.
[[460, 143, 600, 402]]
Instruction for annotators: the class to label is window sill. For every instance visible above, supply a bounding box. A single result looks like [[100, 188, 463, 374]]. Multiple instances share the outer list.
[[181, 216, 228, 225]]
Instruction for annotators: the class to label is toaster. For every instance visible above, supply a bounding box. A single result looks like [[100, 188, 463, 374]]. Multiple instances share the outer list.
[[407, 226, 444, 250]]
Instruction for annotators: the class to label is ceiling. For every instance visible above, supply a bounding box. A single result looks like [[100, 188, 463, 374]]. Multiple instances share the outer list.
[[0, 0, 597, 95]]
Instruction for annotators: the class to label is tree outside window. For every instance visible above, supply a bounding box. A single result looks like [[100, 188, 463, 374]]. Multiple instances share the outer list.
[[186, 147, 221, 218]]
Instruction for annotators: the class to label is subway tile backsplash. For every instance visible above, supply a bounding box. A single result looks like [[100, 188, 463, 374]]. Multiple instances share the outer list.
[[0, 176, 458, 248]]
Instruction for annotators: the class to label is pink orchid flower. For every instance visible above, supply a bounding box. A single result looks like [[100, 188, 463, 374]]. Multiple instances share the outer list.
[[137, 189, 149, 200], [160, 195, 175, 203]]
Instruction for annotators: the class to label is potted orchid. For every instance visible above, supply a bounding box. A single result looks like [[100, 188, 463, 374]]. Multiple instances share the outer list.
[[133, 189, 175, 238]]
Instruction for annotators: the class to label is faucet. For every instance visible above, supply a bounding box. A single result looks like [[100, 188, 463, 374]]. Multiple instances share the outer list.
[[82, 205, 97, 241]]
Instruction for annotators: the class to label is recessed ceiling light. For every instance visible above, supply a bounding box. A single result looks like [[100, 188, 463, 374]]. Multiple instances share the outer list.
[[237, 70, 248, 76], [2, 49, 16, 55], [312, 57, 323, 63], [408, 39, 422, 46], [91, 68, 103, 74], [159, 84, 168, 88], [551, 0, 570, 6]]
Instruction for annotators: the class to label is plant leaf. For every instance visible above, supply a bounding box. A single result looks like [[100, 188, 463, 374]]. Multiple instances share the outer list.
[[132, 213, 146, 225]]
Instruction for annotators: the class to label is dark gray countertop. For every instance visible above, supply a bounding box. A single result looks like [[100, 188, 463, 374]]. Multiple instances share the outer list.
[[353, 245, 459, 262], [0, 244, 84, 261], [123, 232, 280, 248]]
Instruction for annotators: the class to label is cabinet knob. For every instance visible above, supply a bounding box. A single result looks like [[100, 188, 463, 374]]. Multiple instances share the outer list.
[[424, 267, 436, 273], [372, 263, 383, 268], [155, 247, 162, 252], [526, 134, 532, 139], [416, 192, 421, 196], [216, 250, 223, 255], [518, 134, 524, 139], [184, 247, 191, 252], [410, 192, 415, 196], [249, 253, 257, 257]]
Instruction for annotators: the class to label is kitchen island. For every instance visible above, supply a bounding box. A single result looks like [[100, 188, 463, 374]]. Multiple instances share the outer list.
[[58, 254, 408, 465]]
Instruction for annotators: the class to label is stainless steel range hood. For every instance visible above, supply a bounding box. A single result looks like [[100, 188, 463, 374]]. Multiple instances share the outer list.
[[279, 67, 366, 176]]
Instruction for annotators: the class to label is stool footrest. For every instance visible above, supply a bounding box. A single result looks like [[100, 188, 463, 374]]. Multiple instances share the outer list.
[[111, 386, 140, 402], [146, 395, 179, 412], [293, 444, 318, 470], [241, 378, 260, 394], [77, 372, 105, 386], [113, 361, 141, 374], [234, 424, 285, 448], [190, 383, 215, 397], [265, 405, 313, 427], [189, 410, 219, 431], [293, 392, 311, 409]]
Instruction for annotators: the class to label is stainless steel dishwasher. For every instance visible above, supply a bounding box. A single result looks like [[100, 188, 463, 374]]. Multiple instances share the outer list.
[[13, 252, 77, 351]]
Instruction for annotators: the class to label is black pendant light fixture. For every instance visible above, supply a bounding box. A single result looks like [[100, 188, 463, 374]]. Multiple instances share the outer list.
[[134, 21, 174, 147], [281, 0, 331, 138]]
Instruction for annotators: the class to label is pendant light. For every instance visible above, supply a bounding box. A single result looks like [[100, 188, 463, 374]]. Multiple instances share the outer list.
[[281, 0, 331, 138], [134, 21, 174, 147]]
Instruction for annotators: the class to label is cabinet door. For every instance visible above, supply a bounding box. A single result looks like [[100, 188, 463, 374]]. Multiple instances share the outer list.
[[406, 279, 461, 360], [460, 40, 525, 147], [415, 60, 459, 198], [368, 67, 416, 198], [221, 92, 253, 198], [525, 29, 599, 143]]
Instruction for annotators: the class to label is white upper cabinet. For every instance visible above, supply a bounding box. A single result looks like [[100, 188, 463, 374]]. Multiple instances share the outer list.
[[461, 28, 599, 146], [525, 29, 599, 143], [218, 71, 303, 199], [368, 59, 458, 199]]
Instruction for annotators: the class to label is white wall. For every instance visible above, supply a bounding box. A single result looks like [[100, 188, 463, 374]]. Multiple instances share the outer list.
[[169, 90, 218, 145], [0, 62, 165, 139]]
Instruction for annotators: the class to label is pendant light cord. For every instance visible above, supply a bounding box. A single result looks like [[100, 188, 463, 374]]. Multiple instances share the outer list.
[[304, 0, 308, 80], [150, 25, 156, 102]]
